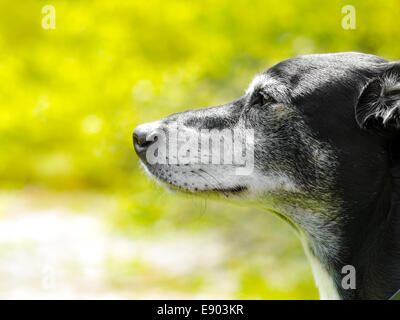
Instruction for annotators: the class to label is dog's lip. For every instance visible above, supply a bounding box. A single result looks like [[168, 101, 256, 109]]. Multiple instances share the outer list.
[[209, 185, 247, 193], [164, 180, 247, 194], [154, 173, 247, 194]]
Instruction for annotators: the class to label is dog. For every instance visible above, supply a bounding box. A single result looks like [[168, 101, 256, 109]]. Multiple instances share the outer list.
[[133, 52, 400, 300]]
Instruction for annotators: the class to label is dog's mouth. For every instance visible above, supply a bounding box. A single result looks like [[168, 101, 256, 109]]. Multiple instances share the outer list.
[[160, 176, 248, 195], [210, 185, 247, 193], [141, 162, 248, 196]]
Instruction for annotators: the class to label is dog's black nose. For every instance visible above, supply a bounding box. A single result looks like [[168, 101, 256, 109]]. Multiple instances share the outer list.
[[133, 123, 158, 162]]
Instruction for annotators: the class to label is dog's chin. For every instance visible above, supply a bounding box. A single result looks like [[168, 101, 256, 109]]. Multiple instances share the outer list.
[[140, 162, 247, 197]]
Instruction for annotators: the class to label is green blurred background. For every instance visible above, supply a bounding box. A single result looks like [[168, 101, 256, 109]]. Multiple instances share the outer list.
[[0, 0, 399, 299]]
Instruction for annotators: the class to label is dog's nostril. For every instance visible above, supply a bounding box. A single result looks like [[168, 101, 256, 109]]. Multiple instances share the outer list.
[[133, 133, 139, 144], [133, 132, 156, 147], [133, 132, 145, 146], [133, 126, 149, 146]]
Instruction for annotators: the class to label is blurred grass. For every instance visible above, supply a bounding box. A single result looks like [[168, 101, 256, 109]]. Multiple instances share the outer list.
[[1, 0, 400, 299]]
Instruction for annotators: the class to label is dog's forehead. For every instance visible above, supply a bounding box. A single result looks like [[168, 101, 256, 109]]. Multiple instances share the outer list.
[[246, 52, 388, 100], [267, 52, 387, 77]]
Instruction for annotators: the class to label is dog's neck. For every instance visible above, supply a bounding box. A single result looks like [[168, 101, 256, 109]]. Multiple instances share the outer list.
[[337, 162, 400, 300], [301, 152, 400, 300]]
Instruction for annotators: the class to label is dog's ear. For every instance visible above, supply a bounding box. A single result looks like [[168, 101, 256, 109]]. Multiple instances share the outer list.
[[356, 64, 400, 135]]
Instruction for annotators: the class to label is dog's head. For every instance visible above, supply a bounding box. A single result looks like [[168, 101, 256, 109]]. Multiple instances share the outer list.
[[133, 52, 400, 231], [133, 52, 400, 299]]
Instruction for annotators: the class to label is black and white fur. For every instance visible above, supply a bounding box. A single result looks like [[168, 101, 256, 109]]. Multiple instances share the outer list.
[[133, 52, 400, 300]]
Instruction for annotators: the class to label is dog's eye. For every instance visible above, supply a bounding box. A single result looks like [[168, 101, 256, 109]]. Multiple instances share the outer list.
[[259, 92, 276, 105], [250, 90, 276, 107], [385, 87, 400, 96]]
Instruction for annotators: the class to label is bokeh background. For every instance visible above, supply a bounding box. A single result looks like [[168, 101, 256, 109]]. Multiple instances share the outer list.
[[1, 0, 399, 299]]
